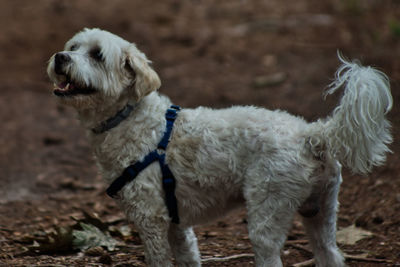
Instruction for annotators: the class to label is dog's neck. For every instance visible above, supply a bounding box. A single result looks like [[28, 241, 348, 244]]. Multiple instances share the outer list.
[[76, 97, 136, 134], [91, 103, 135, 134], [75, 92, 170, 137]]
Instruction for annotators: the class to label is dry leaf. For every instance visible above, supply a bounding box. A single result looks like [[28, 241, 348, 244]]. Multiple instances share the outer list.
[[337, 224, 373, 245], [73, 222, 118, 251], [24, 227, 74, 254]]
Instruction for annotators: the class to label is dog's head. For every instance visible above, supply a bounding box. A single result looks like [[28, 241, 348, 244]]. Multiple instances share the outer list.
[[47, 28, 161, 108]]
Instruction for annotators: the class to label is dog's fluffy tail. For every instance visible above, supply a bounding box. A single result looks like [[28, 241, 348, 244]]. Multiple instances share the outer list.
[[318, 55, 393, 174]]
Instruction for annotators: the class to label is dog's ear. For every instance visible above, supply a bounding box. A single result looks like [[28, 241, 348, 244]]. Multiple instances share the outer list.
[[125, 44, 161, 100]]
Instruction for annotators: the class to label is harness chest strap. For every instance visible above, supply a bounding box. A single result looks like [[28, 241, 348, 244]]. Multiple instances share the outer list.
[[106, 105, 181, 224]]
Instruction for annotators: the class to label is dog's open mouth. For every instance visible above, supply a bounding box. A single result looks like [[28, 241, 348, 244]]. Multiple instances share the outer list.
[[53, 76, 97, 97]]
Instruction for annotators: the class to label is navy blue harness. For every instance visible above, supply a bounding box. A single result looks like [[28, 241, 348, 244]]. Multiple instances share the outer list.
[[106, 105, 181, 224]]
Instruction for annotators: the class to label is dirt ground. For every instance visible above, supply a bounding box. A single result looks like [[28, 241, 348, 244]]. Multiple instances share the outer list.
[[0, 0, 400, 266]]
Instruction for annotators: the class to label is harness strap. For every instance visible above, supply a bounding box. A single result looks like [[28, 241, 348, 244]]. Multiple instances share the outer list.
[[159, 153, 180, 224], [106, 150, 159, 198], [158, 105, 181, 224], [106, 105, 181, 224], [158, 105, 181, 150]]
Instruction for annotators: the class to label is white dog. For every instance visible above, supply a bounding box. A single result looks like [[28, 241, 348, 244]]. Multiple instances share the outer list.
[[47, 28, 393, 267]]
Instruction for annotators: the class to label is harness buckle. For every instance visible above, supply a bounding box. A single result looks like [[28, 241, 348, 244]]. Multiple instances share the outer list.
[[165, 109, 178, 121], [170, 105, 181, 110]]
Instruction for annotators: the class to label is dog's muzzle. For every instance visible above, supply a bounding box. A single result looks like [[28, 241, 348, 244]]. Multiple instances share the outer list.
[[54, 52, 71, 75], [51, 52, 97, 97]]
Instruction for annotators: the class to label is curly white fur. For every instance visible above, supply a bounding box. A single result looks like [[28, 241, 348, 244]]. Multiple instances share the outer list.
[[322, 55, 393, 174], [47, 28, 393, 267]]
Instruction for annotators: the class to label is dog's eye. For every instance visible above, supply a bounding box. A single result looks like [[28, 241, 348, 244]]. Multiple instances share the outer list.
[[90, 48, 103, 61], [70, 44, 78, 51]]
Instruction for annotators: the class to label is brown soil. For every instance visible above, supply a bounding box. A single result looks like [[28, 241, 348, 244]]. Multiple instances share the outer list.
[[1, 1, 399, 266]]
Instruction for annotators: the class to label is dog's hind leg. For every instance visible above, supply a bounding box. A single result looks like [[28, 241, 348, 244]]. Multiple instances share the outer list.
[[246, 197, 296, 266], [168, 225, 201, 267], [244, 174, 302, 267], [302, 165, 345, 267]]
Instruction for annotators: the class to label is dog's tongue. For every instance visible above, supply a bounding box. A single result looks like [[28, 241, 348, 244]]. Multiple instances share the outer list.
[[57, 82, 74, 91], [57, 82, 68, 89]]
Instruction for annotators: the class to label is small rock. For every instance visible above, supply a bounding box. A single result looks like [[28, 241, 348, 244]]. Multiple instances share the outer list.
[[59, 177, 80, 190], [252, 72, 287, 88], [85, 246, 105, 256], [99, 253, 113, 265], [355, 213, 368, 227], [217, 221, 227, 228], [43, 136, 64, 146], [372, 216, 384, 225], [262, 54, 278, 68], [373, 179, 384, 187], [203, 231, 218, 238]]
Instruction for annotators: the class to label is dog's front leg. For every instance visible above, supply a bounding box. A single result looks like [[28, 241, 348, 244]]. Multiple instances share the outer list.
[[168, 225, 201, 267], [122, 180, 174, 266], [133, 214, 173, 267]]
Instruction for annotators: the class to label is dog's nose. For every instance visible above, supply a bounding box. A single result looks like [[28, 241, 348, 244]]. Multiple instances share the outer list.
[[54, 52, 71, 75], [55, 52, 71, 64]]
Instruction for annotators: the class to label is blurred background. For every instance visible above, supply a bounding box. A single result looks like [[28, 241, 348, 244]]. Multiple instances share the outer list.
[[0, 0, 399, 266]]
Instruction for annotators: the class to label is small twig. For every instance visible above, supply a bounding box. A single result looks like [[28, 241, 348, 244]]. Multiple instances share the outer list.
[[201, 253, 254, 262], [285, 239, 309, 245], [117, 244, 143, 249], [290, 230, 306, 236], [292, 259, 314, 267], [343, 253, 392, 263], [286, 243, 313, 254]]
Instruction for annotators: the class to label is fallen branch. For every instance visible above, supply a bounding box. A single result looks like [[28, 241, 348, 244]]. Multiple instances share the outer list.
[[343, 253, 392, 263], [201, 253, 254, 262], [292, 253, 393, 267], [200, 248, 393, 265]]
